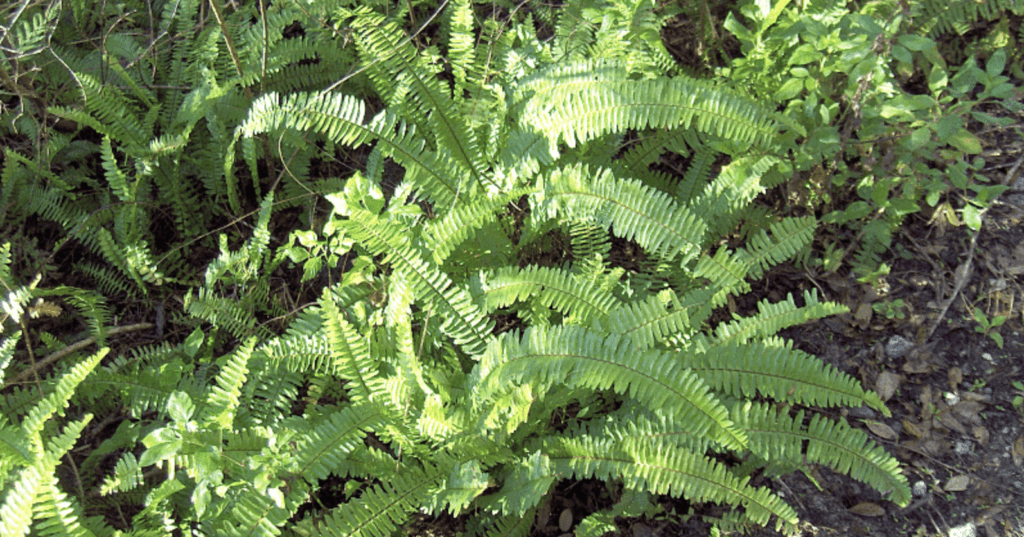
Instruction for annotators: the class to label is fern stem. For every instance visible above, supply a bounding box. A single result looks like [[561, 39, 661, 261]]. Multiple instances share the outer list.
[[208, 0, 245, 83], [18, 315, 43, 397], [4, 322, 154, 388]]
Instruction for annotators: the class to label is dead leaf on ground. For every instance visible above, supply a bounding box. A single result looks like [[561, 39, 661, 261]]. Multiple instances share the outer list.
[[936, 409, 967, 435], [903, 357, 933, 374], [1013, 433, 1024, 467], [902, 419, 926, 438], [865, 420, 898, 441], [922, 438, 950, 456], [944, 475, 971, 492], [961, 391, 990, 402], [876, 371, 901, 402], [854, 302, 872, 328], [848, 502, 886, 517], [920, 385, 933, 408], [953, 400, 984, 424], [972, 425, 990, 447], [948, 367, 963, 390]]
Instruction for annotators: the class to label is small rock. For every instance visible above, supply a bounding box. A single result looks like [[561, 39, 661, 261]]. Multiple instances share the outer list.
[[847, 405, 877, 420], [954, 440, 972, 456], [885, 335, 914, 358], [558, 509, 572, 532], [913, 480, 927, 497], [948, 521, 975, 537]]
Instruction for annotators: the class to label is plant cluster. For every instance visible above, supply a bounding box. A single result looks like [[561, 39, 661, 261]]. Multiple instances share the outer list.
[[722, 0, 1024, 282], [0, 0, 950, 535]]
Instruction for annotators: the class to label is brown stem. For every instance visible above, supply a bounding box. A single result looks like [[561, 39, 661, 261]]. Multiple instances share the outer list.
[[5, 322, 154, 388]]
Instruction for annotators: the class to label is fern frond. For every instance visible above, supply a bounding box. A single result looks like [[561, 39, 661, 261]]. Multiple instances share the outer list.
[[511, 60, 630, 118], [712, 290, 847, 346], [470, 326, 746, 450], [21, 350, 106, 454], [734, 402, 911, 506], [0, 330, 20, 379], [586, 402, 718, 454], [347, 7, 487, 183], [51, 71, 150, 150], [0, 422, 34, 467], [294, 404, 388, 483], [466, 509, 535, 537], [184, 287, 259, 340], [533, 164, 705, 264], [444, 0, 477, 102], [542, 435, 798, 533], [917, 0, 1024, 36], [236, 92, 467, 207], [488, 451, 557, 516], [425, 459, 490, 515], [422, 191, 520, 266], [603, 288, 711, 350], [690, 155, 775, 241], [342, 208, 493, 357], [567, 220, 611, 261], [675, 142, 719, 203], [320, 292, 387, 403], [256, 332, 331, 376], [686, 339, 888, 414], [218, 487, 294, 537], [527, 76, 778, 149], [203, 338, 255, 429], [32, 471, 92, 537], [0, 465, 42, 537], [737, 216, 817, 281], [292, 461, 442, 537], [613, 128, 693, 181], [100, 452, 145, 495], [494, 130, 558, 186], [473, 265, 620, 325]]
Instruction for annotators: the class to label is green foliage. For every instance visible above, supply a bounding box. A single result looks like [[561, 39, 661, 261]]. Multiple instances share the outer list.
[[873, 299, 907, 320], [723, 0, 1022, 283], [972, 307, 1007, 349], [0, 0, 912, 536]]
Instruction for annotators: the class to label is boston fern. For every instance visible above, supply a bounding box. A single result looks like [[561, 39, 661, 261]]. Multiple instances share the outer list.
[[0, 0, 909, 536]]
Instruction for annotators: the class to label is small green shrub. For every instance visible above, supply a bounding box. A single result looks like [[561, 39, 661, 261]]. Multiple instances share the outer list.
[[723, 0, 1022, 283]]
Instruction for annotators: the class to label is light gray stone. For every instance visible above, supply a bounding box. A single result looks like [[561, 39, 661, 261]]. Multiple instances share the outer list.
[[885, 335, 914, 358], [947, 522, 975, 537], [912, 480, 927, 497]]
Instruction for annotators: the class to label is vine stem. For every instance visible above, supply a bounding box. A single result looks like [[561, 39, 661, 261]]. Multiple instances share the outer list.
[[4, 322, 153, 388], [921, 152, 1024, 342]]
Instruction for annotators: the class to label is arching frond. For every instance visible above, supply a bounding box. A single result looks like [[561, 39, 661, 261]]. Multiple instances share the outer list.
[[684, 339, 887, 414], [541, 435, 798, 533], [734, 402, 911, 507], [711, 290, 847, 346], [533, 165, 705, 264], [294, 404, 388, 483], [473, 265, 621, 325], [524, 76, 778, 150], [470, 326, 746, 450]]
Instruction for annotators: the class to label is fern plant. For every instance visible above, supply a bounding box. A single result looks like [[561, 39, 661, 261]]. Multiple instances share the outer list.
[[0, 0, 910, 536]]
